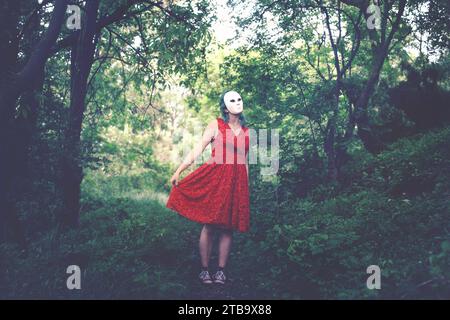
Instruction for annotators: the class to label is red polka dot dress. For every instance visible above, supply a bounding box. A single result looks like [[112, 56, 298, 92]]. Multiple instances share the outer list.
[[166, 117, 250, 232]]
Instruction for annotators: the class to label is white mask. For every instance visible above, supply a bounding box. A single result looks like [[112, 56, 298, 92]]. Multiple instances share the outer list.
[[223, 91, 243, 114]]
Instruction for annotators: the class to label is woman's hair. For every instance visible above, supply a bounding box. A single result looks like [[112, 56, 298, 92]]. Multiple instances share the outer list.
[[219, 90, 246, 127]]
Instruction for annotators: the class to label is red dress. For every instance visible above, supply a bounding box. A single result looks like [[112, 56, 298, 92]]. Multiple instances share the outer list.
[[166, 117, 250, 232]]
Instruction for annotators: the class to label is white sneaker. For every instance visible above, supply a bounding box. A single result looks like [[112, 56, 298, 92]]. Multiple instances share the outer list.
[[199, 270, 213, 284], [213, 270, 226, 284]]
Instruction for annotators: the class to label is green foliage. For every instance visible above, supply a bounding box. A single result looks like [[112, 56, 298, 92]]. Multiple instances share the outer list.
[[3, 0, 450, 300], [1, 175, 196, 299], [3, 125, 449, 299], [247, 125, 450, 299]]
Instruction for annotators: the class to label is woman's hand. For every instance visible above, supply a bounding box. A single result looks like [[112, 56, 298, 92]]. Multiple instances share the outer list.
[[170, 171, 180, 186]]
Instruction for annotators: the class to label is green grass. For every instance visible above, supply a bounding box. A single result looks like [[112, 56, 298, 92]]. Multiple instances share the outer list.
[[0, 174, 273, 299], [1, 125, 450, 299]]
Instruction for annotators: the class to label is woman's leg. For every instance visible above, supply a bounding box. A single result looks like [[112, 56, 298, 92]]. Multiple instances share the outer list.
[[199, 224, 215, 268], [218, 228, 233, 268]]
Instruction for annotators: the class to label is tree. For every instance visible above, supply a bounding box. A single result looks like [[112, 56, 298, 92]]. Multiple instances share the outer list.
[[0, 0, 69, 243], [60, 0, 100, 227], [0, 0, 214, 240], [227, 0, 409, 181]]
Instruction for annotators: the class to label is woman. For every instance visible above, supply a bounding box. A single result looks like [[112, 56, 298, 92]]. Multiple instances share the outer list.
[[166, 90, 250, 285]]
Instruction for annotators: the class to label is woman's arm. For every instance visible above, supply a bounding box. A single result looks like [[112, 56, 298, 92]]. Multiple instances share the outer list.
[[175, 119, 217, 175]]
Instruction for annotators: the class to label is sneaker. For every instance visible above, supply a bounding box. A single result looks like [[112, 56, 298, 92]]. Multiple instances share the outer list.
[[213, 270, 227, 284], [199, 270, 213, 284]]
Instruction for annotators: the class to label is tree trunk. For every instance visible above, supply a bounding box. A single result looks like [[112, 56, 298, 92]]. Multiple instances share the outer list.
[[0, 0, 67, 243], [353, 45, 389, 154], [351, 0, 407, 154], [60, 0, 100, 228], [324, 115, 338, 181], [0, 0, 21, 243]]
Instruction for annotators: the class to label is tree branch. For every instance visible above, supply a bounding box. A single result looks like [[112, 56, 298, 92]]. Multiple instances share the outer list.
[[16, 0, 69, 92]]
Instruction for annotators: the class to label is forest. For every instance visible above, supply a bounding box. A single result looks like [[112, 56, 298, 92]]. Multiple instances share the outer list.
[[0, 0, 449, 299]]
